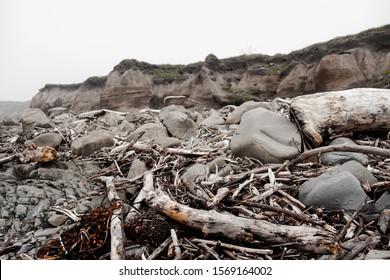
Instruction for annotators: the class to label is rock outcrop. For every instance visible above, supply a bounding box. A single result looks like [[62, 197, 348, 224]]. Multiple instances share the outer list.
[[29, 25, 390, 114]]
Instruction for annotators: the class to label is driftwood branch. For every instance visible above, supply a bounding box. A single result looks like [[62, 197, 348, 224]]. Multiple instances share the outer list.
[[140, 173, 338, 254], [0, 154, 16, 165], [191, 238, 273, 255], [275, 144, 390, 175], [100, 176, 125, 260], [132, 143, 208, 157]]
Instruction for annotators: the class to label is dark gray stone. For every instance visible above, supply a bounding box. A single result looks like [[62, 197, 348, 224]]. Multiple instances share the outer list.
[[71, 131, 115, 156], [321, 137, 369, 165], [298, 170, 369, 212], [14, 164, 38, 179], [48, 214, 68, 227], [336, 160, 377, 185], [25, 133, 62, 148], [375, 191, 390, 212], [230, 108, 302, 163]]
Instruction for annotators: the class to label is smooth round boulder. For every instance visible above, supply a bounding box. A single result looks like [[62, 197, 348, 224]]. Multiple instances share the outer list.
[[230, 108, 301, 163]]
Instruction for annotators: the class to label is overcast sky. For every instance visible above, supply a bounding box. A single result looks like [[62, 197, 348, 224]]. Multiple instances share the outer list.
[[0, 0, 389, 101]]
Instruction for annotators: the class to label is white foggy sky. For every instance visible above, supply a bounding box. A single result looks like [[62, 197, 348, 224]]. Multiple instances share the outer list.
[[0, 0, 389, 101]]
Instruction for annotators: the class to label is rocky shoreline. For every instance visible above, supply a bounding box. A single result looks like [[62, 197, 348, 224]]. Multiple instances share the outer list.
[[1, 88, 390, 260]]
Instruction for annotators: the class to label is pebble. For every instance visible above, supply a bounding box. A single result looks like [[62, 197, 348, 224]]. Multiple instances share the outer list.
[[48, 214, 68, 227]]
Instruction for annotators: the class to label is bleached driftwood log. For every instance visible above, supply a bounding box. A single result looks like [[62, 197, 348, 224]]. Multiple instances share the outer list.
[[141, 173, 338, 254], [290, 88, 390, 147], [100, 176, 126, 260]]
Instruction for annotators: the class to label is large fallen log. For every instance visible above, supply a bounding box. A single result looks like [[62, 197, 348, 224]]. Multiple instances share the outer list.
[[290, 88, 390, 147], [140, 173, 339, 255]]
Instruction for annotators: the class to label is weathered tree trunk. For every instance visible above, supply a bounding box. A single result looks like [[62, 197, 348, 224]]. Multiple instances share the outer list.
[[290, 88, 390, 147], [141, 173, 339, 254]]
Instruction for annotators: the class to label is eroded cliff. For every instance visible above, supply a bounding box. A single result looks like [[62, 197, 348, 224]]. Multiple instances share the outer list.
[[30, 25, 390, 113]]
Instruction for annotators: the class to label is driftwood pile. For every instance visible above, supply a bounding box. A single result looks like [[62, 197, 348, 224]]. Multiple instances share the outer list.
[[1, 89, 390, 260]]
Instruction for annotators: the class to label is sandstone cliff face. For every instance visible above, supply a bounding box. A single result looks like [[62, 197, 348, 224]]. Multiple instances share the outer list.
[[30, 25, 390, 113]]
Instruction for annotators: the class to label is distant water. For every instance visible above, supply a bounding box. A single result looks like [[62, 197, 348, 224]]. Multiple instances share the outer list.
[[0, 100, 30, 121]]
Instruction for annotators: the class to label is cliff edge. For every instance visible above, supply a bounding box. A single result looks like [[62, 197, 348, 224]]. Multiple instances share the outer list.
[[30, 25, 390, 113]]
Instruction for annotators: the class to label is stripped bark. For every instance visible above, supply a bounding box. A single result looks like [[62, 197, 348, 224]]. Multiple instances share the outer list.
[[141, 173, 339, 254]]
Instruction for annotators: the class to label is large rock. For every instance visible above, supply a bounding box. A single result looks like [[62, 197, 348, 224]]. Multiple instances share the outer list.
[[225, 101, 274, 124], [375, 191, 390, 212], [25, 133, 63, 148], [230, 108, 302, 163], [162, 111, 197, 140], [336, 160, 377, 185], [127, 123, 169, 142], [71, 131, 115, 156], [298, 160, 379, 216], [298, 170, 369, 213], [321, 137, 369, 165], [20, 108, 52, 131]]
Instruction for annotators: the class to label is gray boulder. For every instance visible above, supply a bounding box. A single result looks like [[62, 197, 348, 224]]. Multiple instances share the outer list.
[[71, 131, 115, 156], [298, 160, 378, 215], [298, 170, 369, 212], [127, 123, 169, 142], [225, 101, 274, 124], [321, 137, 368, 165], [25, 133, 62, 148], [163, 111, 197, 140], [336, 160, 377, 185], [375, 191, 390, 212], [230, 108, 301, 164], [20, 108, 52, 131]]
